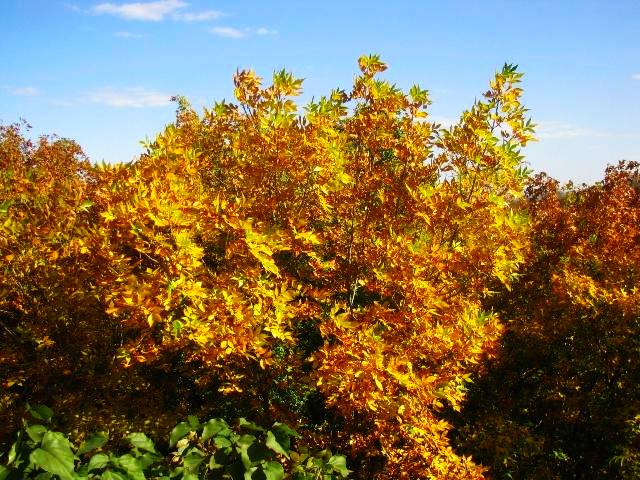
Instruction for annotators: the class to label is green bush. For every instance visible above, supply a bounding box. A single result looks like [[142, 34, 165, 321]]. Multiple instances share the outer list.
[[0, 405, 349, 480]]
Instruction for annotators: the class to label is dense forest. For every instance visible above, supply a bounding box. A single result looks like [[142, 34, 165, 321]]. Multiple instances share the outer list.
[[1, 56, 638, 479]]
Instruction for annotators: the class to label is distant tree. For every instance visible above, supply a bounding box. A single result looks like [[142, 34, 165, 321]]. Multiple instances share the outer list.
[[0, 122, 118, 442], [451, 162, 640, 479]]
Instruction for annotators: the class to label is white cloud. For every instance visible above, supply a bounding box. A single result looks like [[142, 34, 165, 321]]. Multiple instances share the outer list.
[[210, 26, 248, 39], [113, 30, 146, 38], [173, 10, 223, 22], [255, 27, 277, 35], [536, 121, 609, 140], [91, 1, 222, 23], [9, 86, 40, 96], [84, 87, 171, 107], [210, 26, 278, 39], [92, 0, 187, 21], [632, 73, 640, 80]]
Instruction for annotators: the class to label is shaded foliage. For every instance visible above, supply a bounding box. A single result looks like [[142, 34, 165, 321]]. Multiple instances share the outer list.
[[451, 162, 640, 479]]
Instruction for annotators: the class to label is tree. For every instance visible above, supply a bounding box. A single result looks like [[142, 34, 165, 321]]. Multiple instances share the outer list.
[[0, 122, 118, 442], [1, 57, 534, 478], [451, 162, 640, 479]]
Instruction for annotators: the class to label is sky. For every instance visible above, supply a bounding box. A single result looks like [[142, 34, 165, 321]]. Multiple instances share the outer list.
[[1, 0, 638, 184]]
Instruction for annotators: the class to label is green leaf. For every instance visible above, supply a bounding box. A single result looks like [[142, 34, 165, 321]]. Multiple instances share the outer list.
[[7, 431, 23, 465], [236, 434, 256, 449], [40, 431, 75, 471], [77, 432, 108, 455], [32, 473, 54, 480], [209, 449, 229, 470], [201, 419, 231, 442], [238, 418, 264, 432], [261, 461, 285, 480], [265, 431, 289, 459], [181, 451, 205, 472], [30, 431, 75, 479], [236, 434, 256, 468], [116, 454, 145, 480], [213, 436, 233, 448], [101, 470, 128, 480], [87, 453, 110, 471], [187, 415, 200, 429], [0, 465, 10, 480], [327, 455, 350, 477], [272, 423, 297, 438], [169, 422, 192, 447], [126, 432, 158, 454], [246, 443, 269, 464], [236, 434, 261, 469], [139, 451, 162, 469], [26, 424, 48, 443], [75, 463, 89, 477], [28, 405, 54, 422]]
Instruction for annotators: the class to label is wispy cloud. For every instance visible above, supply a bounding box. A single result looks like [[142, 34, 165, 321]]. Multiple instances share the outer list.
[[84, 87, 171, 107], [632, 73, 640, 80], [210, 26, 247, 39], [113, 30, 146, 38], [537, 122, 636, 140], [210, 26, 278, 39], [93, 0, 186, 21], [255, 27, 278, 36], [173, 10, 223, 22], [91, 1, 222, 22], [9, 86, 40, 97], [536, 121, 609, 140], [2, 85, 40, 96]]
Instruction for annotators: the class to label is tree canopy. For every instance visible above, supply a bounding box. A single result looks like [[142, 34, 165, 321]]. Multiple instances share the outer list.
[[9, 56, 639, 479]]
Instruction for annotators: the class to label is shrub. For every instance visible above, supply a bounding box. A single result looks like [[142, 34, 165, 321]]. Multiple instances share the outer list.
[[0, 405, 349, 479]]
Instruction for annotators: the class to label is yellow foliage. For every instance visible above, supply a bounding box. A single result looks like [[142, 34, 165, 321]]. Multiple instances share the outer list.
[[0, 58, 534, 478]]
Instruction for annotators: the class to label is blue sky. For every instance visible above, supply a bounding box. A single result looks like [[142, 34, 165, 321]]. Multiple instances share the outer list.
[[1, 0, 638, 184]]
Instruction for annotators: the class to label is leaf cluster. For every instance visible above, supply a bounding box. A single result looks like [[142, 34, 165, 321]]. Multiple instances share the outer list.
[[0, 406, 349, 480]]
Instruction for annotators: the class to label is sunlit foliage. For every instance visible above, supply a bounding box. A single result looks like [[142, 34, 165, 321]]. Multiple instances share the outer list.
[[1, 56, 534, 478]]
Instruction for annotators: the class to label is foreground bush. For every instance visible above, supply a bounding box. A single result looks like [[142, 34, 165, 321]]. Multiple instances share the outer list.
[[0, 405, 348, 479], [1, 56, 534, 478]]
